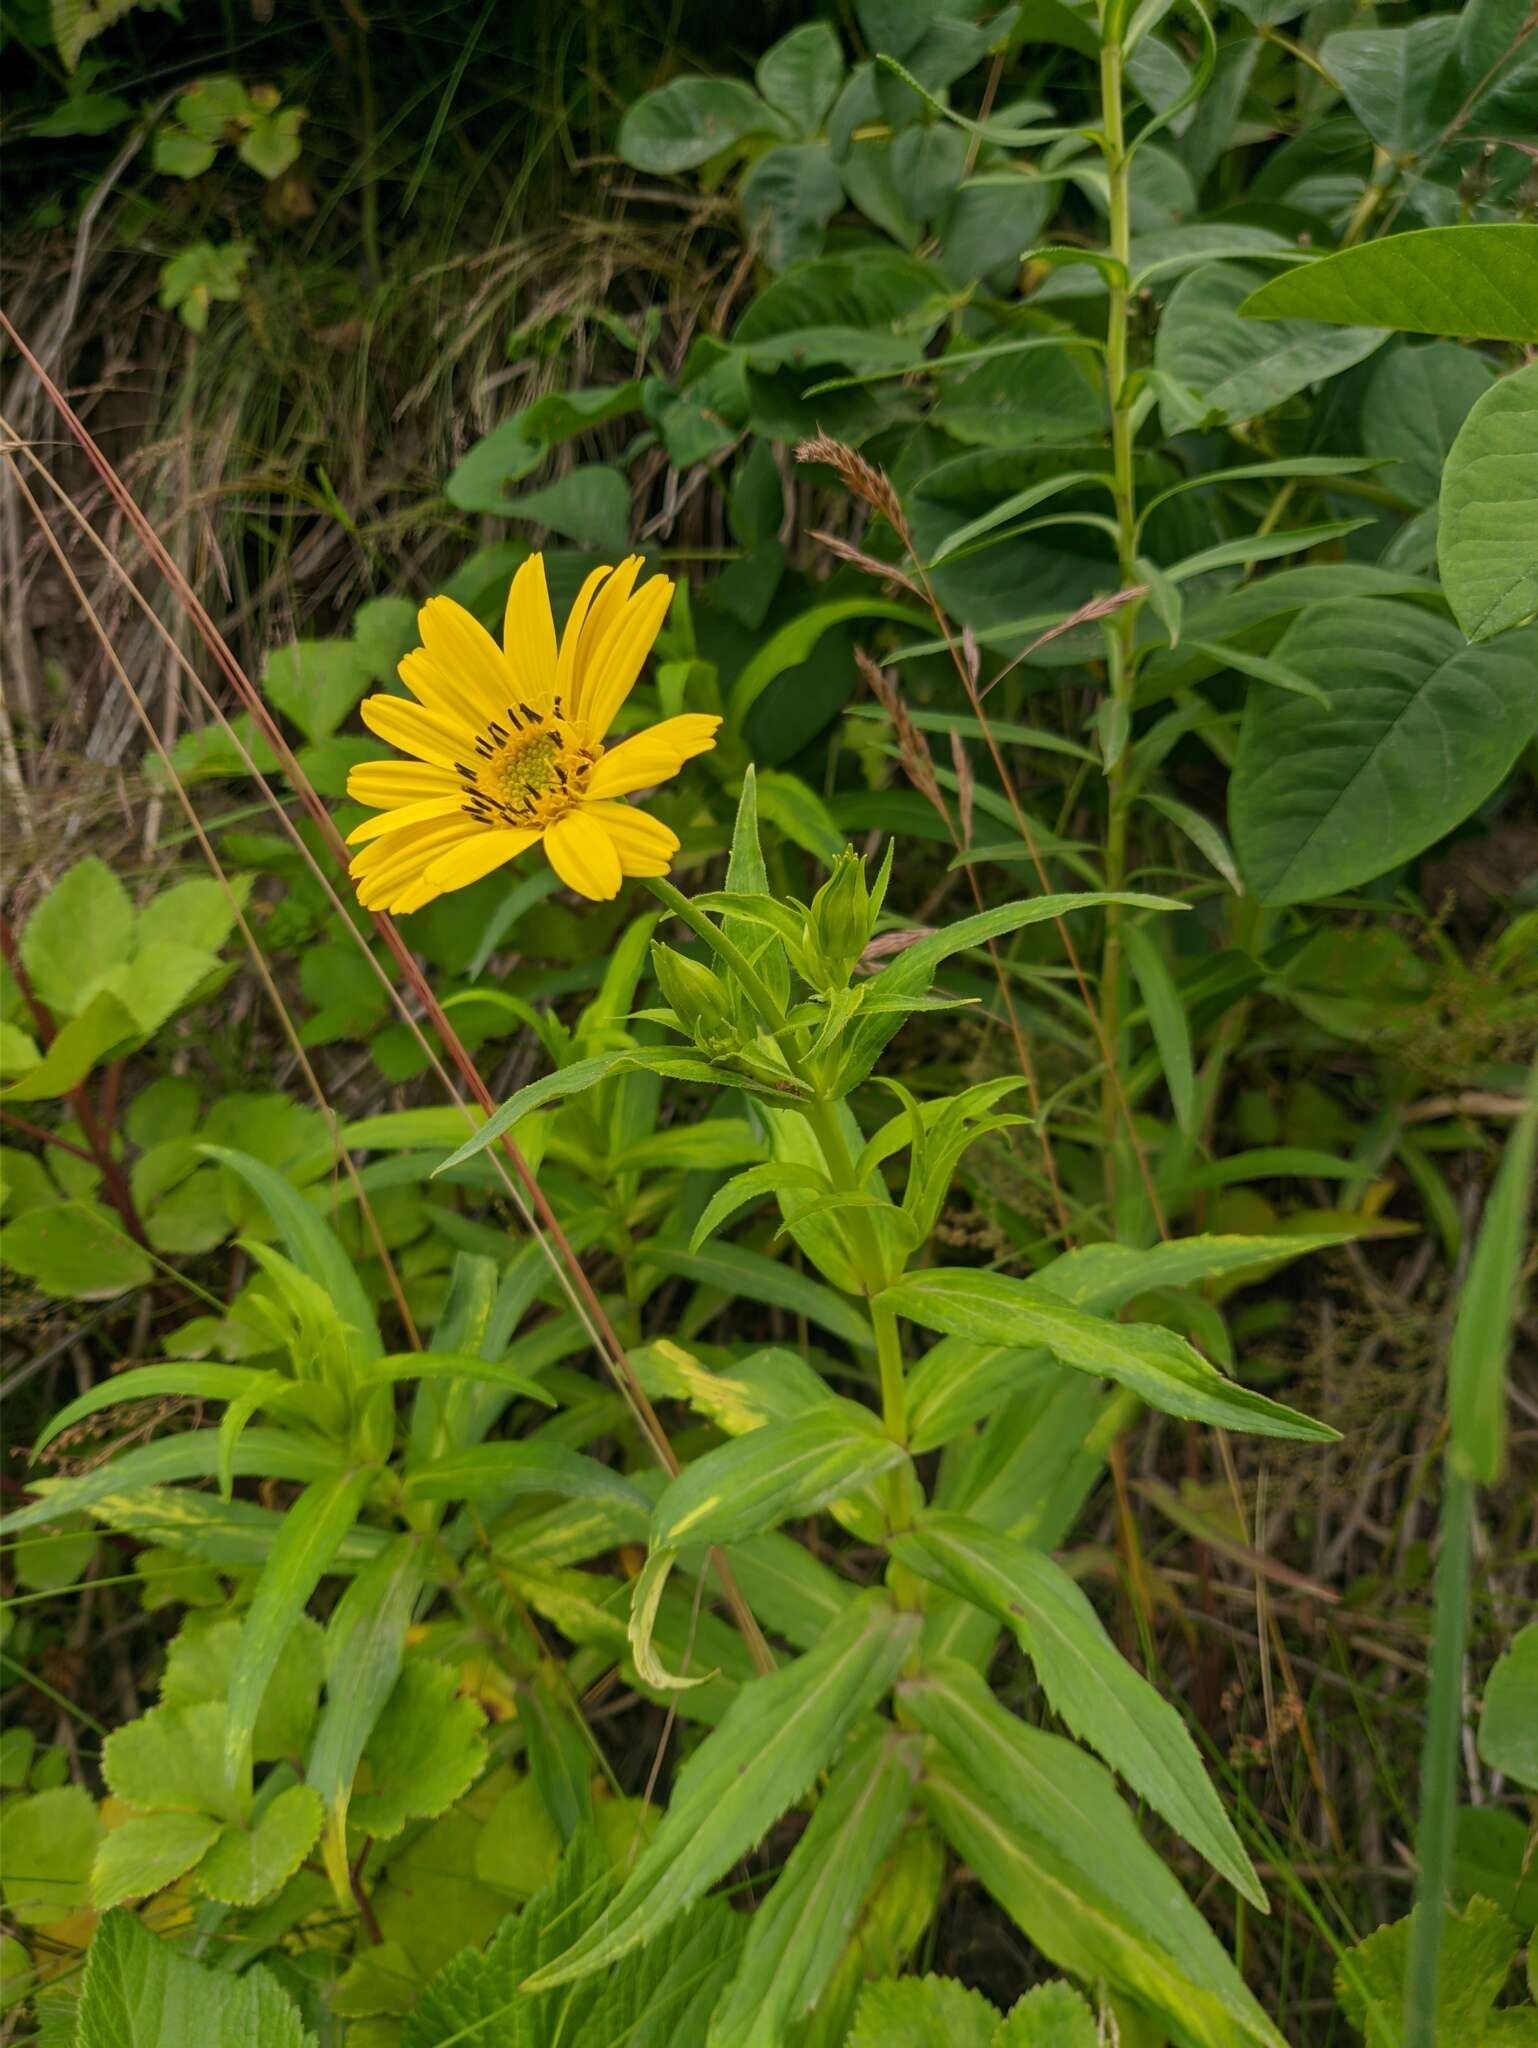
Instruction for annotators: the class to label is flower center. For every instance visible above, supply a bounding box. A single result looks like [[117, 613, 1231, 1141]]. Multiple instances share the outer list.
[[457, 705, 596, 830]]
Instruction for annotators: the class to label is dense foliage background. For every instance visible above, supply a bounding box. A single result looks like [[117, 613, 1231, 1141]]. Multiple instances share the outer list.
[[1, 0, 1535, 2043]]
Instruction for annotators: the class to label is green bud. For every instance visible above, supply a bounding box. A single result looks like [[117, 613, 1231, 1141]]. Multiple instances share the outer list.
[[650, 942, 736, 1050], [805, 849, 873, 989]]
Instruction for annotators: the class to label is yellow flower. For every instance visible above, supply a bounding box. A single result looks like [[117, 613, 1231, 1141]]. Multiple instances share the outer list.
[[344, 554, 719, 911]]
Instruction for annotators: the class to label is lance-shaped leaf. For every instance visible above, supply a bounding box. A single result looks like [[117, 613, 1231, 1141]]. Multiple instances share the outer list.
[[909, 1662, 1286, 2048], [878, 1268, 1336, 1439], [895, 1514, 1263, 1906], [1438, 362, 1538, 644], [1238, 225, 1538, 345], [524, 1592, 921, 1988], [643, 1242, 875, 1352], [0, 1429, 343, 1537], [650, 1402, 907, 1551], [706, 1723, 921, 2048], [402, 1440, 648, 1516], [33, 1361, 274, 1458], [225, 1464, 377, 1784], [1029, 1230, 1355, 1315]]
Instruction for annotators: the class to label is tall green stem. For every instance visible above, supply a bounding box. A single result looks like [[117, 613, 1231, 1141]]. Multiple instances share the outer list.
[[1097, 16, 1143, 1208]]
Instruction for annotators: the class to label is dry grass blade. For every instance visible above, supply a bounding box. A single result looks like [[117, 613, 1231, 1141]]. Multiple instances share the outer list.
[[979, 583, 1150, 700]]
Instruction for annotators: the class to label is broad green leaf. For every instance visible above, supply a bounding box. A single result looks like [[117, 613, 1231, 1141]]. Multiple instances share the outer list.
[[524, 1592, 921, 1986], [0, 989, 142, 1104], [1230, 602, 1538, 904], [446, 385, 645, 509], [618, 76, 780, 173], [742, 143, 845, 271], [225, 1465, 377, 1783], [0, 1195, 154, 1297], [0, 1784, 99, 1925], [1336, 1894, 1523, 2048], [1122, 921, 1196, 1135], [92, 1811, 221, 1910], [1478, 1625, 1538, 1790], [1156, 261, 1385, 427], [728, 599, 930, 725], [1319, 19, 1460, 158], [879, 1268, 1336, 1439], [160, 1612, 322, 1762], [19, 855, 132, 1016], [911, 1665, 1286, 2048], [510, 465, 631, 554], [1363, 343, 1499, 510], [649, 1404, 907, 1549], [103, 1700, 245, 1823], [896, 1514, 1263, 1905], [996, 1983, 1101, 2046], [1031, 1231, 1355, 1314], [757, 21, 844, 133], [1438, 363, 1538, 643], [350, 1658, 487, 1836], [74, 1908, 315, 2048], [261, 639, 371, 743], [1238, 226, 1538, 345], [197, 1782, 324, 1905], [847, 1975, 997, 2048]]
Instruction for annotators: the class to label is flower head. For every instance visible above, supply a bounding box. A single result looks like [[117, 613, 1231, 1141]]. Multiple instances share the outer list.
[[345, 554, 718, 911]]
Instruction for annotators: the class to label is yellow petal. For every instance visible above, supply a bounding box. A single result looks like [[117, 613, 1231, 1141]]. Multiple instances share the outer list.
[[586, 714, 722, 799], [543, 808, 623, 900], [347, 760, 461, 809], [502, 555, 559, 707], [360, 693, 470, 770], [583, 800, 679, 876], [423, 828, 539, 892], [555, 563, 613, 711], [388, 876, 443, 916], [417, 597, 515, 726], [569, 557, 643, 724], [346, 796, 468, 845], [351, 816, 478, 895], [581, 575, 675, 740], [399, 649, 494, 736]]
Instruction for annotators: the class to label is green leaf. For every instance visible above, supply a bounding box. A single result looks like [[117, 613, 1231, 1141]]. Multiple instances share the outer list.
[[742, 144, 845, 271], [996, 1982, 1101, 2046], [0, 1785, 99, 1925], [728, 599, 931, 725], [351, 1658, 487, 1837], [152, 123, 218, 177], [1238, 226, 1538, 345], [225, 1465, 376, 1783], [33, 1362, 269, 1457], [366, 1350, 554, 1406], [1, 990, 141, 1104], [1031, 1231, 1353, 1314], [160, 1612, 322, 1762], [20, 855, 133, 1015], [1230, 602, 1538, 904], [103, 1700, 245, 1823], [1336, 1894, 1523, 2047], [1363, 343, 1499, 511], [910, 1664, 1285, 2048], [511, 465, 631, 554], [1121, 921, 1196, 1135], [446, 385, 645, 509], [92, 1812, 221, 1910], [524, 1592, 921, 1986], [879, 1268, 1336, 1439], [0, 1429, 339, 1538], [197, 1782, 324, 1905], [402, 1441, 647, 1514], [707, 1724, 920, 2047], [848, 1976, 998, 2048], [617, 76, 781, 173], [237, 104, 304, 180], [1438, 363, 1538, 643], [929, 471, 1114, 565], [757, 22, 845, 133], [1319, 19, 1460, 158], [434, 1050, 632, 1173], [896, 1514, 1263, 1906], [0, 1196, 153, 1298], [262, 639, 371, 744], [1157, 261, 1385, 426], [1448, 1073, 1537, 1486], [649, 1404, 907, 1550], [1479, 1624, 1538, 1791], [74, 1908, 315, 2048], [645, 1241, 876, 1352]]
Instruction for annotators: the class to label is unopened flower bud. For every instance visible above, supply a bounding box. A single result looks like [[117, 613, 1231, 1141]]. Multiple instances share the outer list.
[[805, 849, 873, 990], [650, 942, 735, 1049]]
